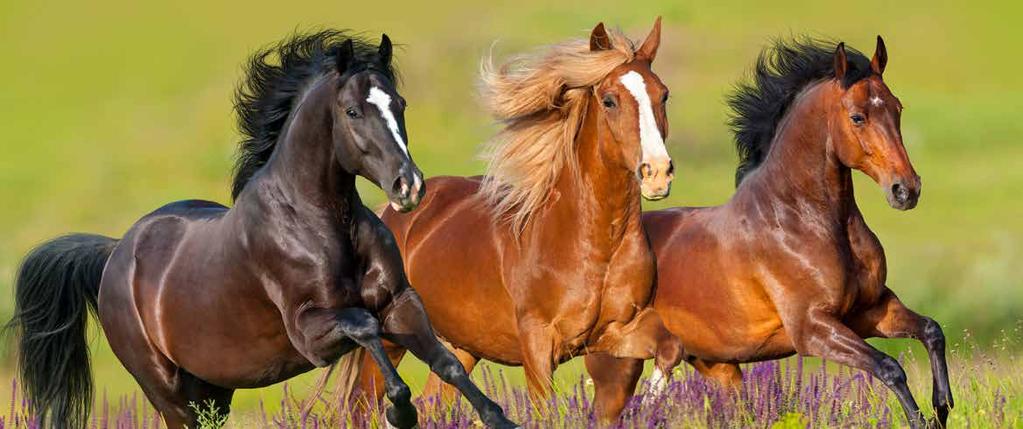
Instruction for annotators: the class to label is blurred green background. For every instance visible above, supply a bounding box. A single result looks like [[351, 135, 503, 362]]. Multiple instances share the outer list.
[[1, 0, 1020, 415]]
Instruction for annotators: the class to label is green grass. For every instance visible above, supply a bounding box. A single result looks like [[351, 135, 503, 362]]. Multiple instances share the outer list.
[[0, 0, 1020, 418]]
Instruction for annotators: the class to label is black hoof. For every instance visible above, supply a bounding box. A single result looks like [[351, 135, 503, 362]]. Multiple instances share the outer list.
[[385, 404, 419, 429], [480, 404, 518, 429]]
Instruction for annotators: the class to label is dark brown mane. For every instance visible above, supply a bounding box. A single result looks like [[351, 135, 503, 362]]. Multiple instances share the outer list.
[[728, 37, 871, 185]]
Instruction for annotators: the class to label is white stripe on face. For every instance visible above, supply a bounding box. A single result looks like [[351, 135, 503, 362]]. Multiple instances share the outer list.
[[618, 71, 669, 162], [366, 86, 409, 157]]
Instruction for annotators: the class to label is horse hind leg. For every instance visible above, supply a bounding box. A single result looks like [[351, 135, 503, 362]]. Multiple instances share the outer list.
[[99, 272, 233, 427], [113, 351, 234, 428], [848, 288, 953, 428]]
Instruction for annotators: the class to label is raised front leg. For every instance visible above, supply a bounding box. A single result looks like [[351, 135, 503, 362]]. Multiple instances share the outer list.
[[793, 309, 927, 429], [848, 288, 953, 427], [298, 307, 417, 428], [421, 344, 479, 403], [352, 207, 517, 429], [380, 291, 516, 428]]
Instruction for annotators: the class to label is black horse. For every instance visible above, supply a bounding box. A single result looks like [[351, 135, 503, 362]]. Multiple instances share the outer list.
[[8, 30, 517, 429]]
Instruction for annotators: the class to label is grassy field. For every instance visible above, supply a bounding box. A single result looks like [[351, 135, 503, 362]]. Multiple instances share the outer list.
[[0, 0, 1020, 425]]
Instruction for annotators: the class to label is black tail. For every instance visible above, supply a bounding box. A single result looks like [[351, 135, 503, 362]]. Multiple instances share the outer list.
[[7, 233, 117, 428]]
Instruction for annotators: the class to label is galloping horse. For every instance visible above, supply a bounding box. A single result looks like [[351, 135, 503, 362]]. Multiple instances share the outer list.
[[9, 31, 515, 429], [584, 37, 953, 428], [351, 20, 674, 401]]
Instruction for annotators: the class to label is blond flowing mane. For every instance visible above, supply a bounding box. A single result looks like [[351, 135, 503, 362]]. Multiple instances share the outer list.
[[478, 29, 637, 233]]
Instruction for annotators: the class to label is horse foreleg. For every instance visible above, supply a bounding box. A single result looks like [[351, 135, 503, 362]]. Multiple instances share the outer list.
[[848, 288, 953, 427], [327, 307, 418, 429], [794, 309, 927, 429], [584, 353, 644, 422], [517, 318, 558, 403], [381, 290, 518, 429], [422, 343, 479, 404], [354, 340, 406, 412]]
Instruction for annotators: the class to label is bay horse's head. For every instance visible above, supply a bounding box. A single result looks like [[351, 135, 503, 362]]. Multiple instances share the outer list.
[[589, 19, 674, 200], [829, 36, 920, 210], [333, 36, 424, 212]]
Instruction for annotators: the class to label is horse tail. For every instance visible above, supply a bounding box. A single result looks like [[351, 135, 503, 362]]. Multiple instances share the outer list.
[[7, 233, 117, 428], [332, 348, 368, 412]]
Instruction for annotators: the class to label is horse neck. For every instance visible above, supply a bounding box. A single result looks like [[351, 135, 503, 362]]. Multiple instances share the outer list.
[[741, 82, 856, 221], [243, 75, 357, 223], [547, 95, 642, 241]]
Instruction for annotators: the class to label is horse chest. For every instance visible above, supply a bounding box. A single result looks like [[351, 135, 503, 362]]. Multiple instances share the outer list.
[[556, 237, 655, 350]]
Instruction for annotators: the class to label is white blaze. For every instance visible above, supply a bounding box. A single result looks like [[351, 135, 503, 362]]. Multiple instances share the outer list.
[[619, 71, 669, 163], [870, 96, 884, 107], [366, 86, 409, 157]]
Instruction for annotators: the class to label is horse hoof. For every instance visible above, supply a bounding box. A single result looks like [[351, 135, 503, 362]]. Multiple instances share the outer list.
[[385, 404, 419, 429]]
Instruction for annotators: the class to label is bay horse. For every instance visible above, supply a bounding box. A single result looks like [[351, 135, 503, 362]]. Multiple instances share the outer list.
[[584, 37, 953, 428], [350, 20, 674, 403], [8, 31, 515, 429]]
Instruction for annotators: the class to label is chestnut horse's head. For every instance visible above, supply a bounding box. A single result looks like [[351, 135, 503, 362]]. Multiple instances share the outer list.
[[479, 19, 673, 232], [589, 19, 673, 200], [829, 37, 920, 210]]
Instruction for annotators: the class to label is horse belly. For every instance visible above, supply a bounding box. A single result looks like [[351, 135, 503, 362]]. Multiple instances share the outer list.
[[655, 245, 792, 363], [160, 292, 310, 387]]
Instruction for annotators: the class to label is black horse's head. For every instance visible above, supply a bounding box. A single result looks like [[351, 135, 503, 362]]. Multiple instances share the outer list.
[[232, 31, 425, 211], [331, 36, 423, 212]]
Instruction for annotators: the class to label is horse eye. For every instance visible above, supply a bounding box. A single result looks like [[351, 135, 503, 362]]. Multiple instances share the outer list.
[[602, 96, 617, 109], [850, 114, 866, 126], [345, 108, 360, 118], [661, 93, 669, 104]]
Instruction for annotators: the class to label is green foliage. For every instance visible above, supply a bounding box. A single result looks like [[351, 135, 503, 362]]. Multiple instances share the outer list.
[[189, 399, 229, 429], [770, 412, 809, 429]]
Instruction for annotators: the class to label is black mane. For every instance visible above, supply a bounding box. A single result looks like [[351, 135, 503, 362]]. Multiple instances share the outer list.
[[231, 30, 397, 200], [727, 37, 871, 185]]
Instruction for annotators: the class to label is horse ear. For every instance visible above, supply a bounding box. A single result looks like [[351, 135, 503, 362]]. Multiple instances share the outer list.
[[378, 34, 393, 67], [637, 16, 662, 61], [590, 22, 612, 51], [336, 39, 355, 72], [871, 35, 887, 75], [834, 42, 848, 81]]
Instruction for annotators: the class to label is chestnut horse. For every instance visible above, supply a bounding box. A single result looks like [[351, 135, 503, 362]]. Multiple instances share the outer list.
[[8, 31, 515, 429], [584, 37, 953, 428], [349, 20, 674, 402]]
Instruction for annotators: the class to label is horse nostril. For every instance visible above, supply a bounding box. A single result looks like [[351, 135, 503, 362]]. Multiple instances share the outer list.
[[667, 160, 675, 177], [637, 163, 652, 180], [891, 182, 907, 202], [391, 176, 409, 199]]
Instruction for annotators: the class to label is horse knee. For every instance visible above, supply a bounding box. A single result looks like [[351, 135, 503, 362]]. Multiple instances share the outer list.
[[921, 318, 945, 350], [874, 355, 908, 387], [343, 311, 381, 342]]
